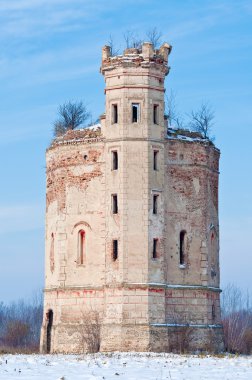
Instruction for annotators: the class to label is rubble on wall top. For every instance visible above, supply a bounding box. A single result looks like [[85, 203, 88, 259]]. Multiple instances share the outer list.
[[49, 123, 102, 149], [167, 127, 213, 145]]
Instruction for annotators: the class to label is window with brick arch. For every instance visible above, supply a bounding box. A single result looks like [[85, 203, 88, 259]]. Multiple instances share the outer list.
[[78, 230, 86, 265]]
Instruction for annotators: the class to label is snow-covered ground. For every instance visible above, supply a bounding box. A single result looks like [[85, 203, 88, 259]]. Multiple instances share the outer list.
[[0, 353, 251, 380]]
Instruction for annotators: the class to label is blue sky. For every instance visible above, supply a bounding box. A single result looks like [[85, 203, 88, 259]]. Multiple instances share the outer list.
[[0, 0, 251, 302]]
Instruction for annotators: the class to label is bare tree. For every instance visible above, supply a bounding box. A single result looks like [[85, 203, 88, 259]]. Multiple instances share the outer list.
[[123, 30, 143, 50], [221, 284, 252, 353], [77, 308, 101, 353], [54, 121, 66, 138], [107, 34, 120, 56], [221, 284, 250, 317], [146, 27, 162, 49], [0, 290, 43, 352], [165, 91, 184, 129], [189, 103, 214, 140], [53, 101, 91, 137]]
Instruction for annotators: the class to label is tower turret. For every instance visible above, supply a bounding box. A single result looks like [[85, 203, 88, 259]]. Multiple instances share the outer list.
[[100, 42, 171, 140]]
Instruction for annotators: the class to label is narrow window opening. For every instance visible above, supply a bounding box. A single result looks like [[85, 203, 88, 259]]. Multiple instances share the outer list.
[[132, 103, 140, 123], [112, 194, 118, 214], [78, 230, 85, 265], [153, 150, 158, 171], [112, 151, 118, 170], [112, 104, 118, 124], [112, 239, 118, 261], [153, 238, 158, 259], [153, 194, 158, 214], [212, 303, 216, 321], [46, 309, 53, 353], [153, 104, 159, 124], [179, 230, 186, 265]]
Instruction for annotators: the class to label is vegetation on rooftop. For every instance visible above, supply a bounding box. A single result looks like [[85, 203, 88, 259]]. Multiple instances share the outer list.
[[53, 101, 91, 138]]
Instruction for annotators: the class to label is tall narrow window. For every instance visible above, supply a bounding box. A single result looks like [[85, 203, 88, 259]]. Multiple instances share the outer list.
[[78, 230, 85, 265], [153, 194, 158, 214], [212, 303, 216, 321], [132, 103, 140, 123], [112, 239, 118, 261], [46, 309, 53, 353], [112, 194, 118, 214], [179, 230, 186, 265], [153, 104, 159, 124], [112, 104, 118, 124], [153, 150, 158, 171], [153, 238, 158, 259], [112, 151, 118, 170]]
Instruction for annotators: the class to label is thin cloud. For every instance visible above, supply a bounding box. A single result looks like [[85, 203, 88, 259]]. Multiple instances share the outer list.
[[0, 0, 116, 39], [0, 0, 80, 11]]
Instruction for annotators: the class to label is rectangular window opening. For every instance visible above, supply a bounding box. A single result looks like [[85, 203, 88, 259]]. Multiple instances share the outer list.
[[112, 104, 118, 124], [112, 194, 118, 214], [153, 104, 159, 124], [153, 150, 159, 171], [179, 231, 186, 265], [153, 238, 158, 259], [153, 195, 158, 214], [112, 239, 118, 261], [132, 103, 140, 123], [112, 151, 118, 170]]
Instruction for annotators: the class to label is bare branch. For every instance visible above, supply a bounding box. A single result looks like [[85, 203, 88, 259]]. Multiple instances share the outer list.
[[53, 101, 91, 137], [221, 284, 252, 353], [189, 103, 215, 140], [123, 30, 143, 50], [165, 90, 184, 129], [146, 27, 162, 49], [107, 34, 120, 56], [77, 308, 102, 353]]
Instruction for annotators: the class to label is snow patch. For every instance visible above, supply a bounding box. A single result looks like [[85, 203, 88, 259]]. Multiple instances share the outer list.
[[0, 353, 251, 380]]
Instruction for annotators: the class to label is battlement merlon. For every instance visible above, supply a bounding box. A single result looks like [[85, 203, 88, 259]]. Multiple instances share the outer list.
[[100, 42, 172, 76]]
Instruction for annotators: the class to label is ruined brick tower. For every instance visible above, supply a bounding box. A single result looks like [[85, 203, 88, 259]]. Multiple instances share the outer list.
[[40, 42, 223, 353]]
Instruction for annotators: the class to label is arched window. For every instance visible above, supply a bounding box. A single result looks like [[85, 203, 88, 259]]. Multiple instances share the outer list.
[[78, 230, 86, 265], [179, 230, 186, 266], [210, 230, 217, 278]]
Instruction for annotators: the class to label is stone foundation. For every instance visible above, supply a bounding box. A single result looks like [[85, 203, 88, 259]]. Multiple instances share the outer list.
[[41, 321, 224, 353]]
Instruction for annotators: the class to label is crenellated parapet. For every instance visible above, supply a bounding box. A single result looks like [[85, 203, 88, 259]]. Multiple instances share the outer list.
[[101, 42, 172, 76]]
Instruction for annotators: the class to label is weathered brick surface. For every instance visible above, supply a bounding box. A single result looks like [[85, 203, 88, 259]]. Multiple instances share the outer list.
[[40, 42, 223, 354]]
